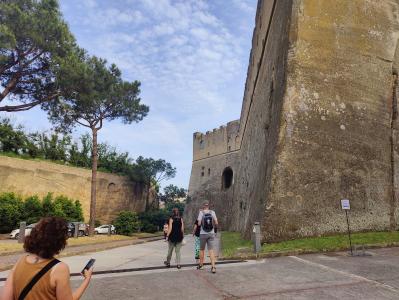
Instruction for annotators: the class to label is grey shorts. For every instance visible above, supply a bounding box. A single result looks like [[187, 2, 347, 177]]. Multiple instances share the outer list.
[[200, 233, 215, 251]]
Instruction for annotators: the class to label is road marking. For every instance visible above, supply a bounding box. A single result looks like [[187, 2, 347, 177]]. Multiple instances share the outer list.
[[289, 255, 399, 294]]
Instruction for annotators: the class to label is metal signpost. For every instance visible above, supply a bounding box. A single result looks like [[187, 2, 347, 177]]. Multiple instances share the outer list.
[[74, 222, 79, 238], [341, 199, 353, 256], [18, 221, 26, 244], [253, 222, 261, 255]]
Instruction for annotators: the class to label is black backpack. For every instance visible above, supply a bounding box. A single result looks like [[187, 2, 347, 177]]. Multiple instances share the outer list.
[[202, 212, 214, 232]]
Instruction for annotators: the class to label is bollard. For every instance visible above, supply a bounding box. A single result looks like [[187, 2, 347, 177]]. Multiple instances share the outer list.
[[18, 221, 26, 244], [74, 222, 79, 238], [108, 224, 112, 236], [253, 222, 261, 255]]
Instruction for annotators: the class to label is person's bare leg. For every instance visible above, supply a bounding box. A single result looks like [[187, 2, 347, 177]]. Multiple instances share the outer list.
[[209, 249, 216, 268], [199, 249, 205, 266]]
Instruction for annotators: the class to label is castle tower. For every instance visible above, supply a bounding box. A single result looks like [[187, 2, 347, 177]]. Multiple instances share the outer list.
[[187, 0, 399, 241]]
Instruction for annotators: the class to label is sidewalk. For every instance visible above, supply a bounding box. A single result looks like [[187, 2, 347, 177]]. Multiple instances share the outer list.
[[0, 234, 220, 276], [0, 235, 163, 272]]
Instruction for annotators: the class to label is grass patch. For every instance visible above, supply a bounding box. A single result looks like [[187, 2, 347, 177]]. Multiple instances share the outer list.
[[221, 231, 399, 258], [0, 232, 162, 256], [221, 231, 252, 257]]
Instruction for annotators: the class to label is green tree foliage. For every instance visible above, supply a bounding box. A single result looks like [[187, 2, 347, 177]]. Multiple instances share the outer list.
[[43, 54, 149, 234], [0, 193, 24, 233], [0, 118, 30, 154], [0, 192, 84, 233], [23, 195, 42, 224], [113, 211, 140, 236], [41, 192, 55, 217], [0, 0, 76, 112], [130, 156, 176, 209], [138, 209, 169, 233], [165, 201, 185, 216], [161, 184, 187, 203]]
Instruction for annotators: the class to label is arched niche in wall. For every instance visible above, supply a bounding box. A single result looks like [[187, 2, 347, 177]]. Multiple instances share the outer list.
[[108, 183, 117, 193], [222, 167, 234, 190]]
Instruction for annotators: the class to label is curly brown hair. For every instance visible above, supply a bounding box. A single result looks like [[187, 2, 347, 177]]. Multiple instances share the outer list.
[[24, 217, 68, 259]]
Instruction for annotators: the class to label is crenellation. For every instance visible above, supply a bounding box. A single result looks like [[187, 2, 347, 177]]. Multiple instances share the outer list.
[[192, 120, 240, 161]]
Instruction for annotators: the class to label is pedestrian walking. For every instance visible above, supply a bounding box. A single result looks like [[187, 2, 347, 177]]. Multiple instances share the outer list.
[[1, 217, 93, 300], [164, 208, 184, 269], [163, 221, 169, 241], [192, 210, 202, 263], [197, 200, 218, 273]]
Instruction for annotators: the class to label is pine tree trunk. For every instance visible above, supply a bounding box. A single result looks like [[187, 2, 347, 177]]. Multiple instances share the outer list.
[[89, 128, 98, 236]]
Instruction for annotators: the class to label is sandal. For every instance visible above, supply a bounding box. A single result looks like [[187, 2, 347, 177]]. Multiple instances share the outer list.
[[211, 267, 216, 274], [196, 264, 203, 270], [164, 261, 170, 268]]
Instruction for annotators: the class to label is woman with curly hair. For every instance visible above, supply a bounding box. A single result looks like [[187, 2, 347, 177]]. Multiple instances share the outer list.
[[1, 217, 93, 300]]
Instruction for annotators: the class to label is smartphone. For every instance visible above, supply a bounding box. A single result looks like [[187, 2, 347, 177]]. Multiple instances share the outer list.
[[81, 258, 95, 274]]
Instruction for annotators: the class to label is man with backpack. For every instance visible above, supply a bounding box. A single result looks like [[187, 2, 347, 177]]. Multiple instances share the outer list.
[[196, 200, 218, 273]]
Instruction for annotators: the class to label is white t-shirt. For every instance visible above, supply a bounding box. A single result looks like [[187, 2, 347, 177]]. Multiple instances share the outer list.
[[197, 209, 217, 235]]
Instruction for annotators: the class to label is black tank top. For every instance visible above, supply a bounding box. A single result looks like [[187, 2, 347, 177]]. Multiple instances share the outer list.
[[169, 217, 183, 243]]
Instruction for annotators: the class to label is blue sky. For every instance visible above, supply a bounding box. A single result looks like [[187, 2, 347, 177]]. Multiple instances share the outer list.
[[3, 0, 257, 190]]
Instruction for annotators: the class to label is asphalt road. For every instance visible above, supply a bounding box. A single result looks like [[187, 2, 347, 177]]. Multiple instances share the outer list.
[[73, 247, 399, 299], [1, 235, 399, 299]]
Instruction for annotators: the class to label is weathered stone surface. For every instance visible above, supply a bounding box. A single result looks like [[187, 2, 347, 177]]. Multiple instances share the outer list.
[[0, 156, 150, 223], [187, 0, 399, 242], [186, 120, 240, 228]]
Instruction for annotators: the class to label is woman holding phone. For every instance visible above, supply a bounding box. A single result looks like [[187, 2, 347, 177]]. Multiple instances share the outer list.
[[1, 217, 93, 300]]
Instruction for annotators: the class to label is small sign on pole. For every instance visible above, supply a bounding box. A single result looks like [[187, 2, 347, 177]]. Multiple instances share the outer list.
[[341, 199, 353, 256], [341, 199, 350, 210]]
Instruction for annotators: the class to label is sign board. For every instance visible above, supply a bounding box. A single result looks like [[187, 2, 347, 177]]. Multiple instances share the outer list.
[[341, 199, 350, 210]]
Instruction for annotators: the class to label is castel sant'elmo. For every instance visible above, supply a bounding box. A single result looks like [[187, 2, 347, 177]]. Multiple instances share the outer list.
[[186, 0, 399, 242]]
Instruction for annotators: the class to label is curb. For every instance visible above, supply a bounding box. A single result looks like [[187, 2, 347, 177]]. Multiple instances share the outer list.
[[219, 242, 399, 261]]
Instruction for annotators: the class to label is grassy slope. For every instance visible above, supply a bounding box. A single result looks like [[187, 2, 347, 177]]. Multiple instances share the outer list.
[[221, 231, 399, 258]]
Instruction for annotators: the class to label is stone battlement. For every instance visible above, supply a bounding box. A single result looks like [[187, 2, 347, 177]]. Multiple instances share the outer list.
[[193, 120, 240, 161]]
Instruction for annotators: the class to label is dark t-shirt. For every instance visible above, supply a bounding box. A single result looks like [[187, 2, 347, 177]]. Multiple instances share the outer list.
[[194, 220, 201, 237], [169, 217, 183, 243]]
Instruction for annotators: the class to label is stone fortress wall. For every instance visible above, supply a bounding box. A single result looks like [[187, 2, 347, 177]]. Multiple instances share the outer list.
[[187, 120, 240, 227], [187, 0, 399, 242], [0, 156, 151, 223]]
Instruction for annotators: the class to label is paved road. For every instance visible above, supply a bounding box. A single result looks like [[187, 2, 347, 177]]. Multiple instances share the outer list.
[[73, 247, 399, 300], [1, 236, 399, 299]]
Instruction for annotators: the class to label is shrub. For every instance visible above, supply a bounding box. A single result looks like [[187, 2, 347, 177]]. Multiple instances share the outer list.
[[138, 209, 169, 233], [23, 195, 42, 224], [0, 192, 84, 233], [42, 193, 83, 222], [113, 211, 140, 236], [42, 193, 55, 217], [0, 193, 24, 233]]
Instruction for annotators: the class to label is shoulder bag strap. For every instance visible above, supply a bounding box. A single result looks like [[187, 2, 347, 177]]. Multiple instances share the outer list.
[[18, 258, 60, 300]]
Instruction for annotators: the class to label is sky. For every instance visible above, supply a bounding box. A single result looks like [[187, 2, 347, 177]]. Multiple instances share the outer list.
[[2, 0, 257, 190]]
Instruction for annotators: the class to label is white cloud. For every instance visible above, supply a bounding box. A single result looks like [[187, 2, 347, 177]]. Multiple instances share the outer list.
[[53, 0, 257, 187]]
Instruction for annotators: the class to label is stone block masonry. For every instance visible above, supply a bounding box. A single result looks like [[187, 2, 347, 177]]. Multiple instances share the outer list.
[[0, 156, 152, 223], [186, 0, 399, 242]]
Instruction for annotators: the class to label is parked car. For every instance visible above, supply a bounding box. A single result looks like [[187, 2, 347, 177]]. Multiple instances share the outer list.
[[94, 225, 115, 234], [67, 223, 87, 237], [9, 223, 37, 239]]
